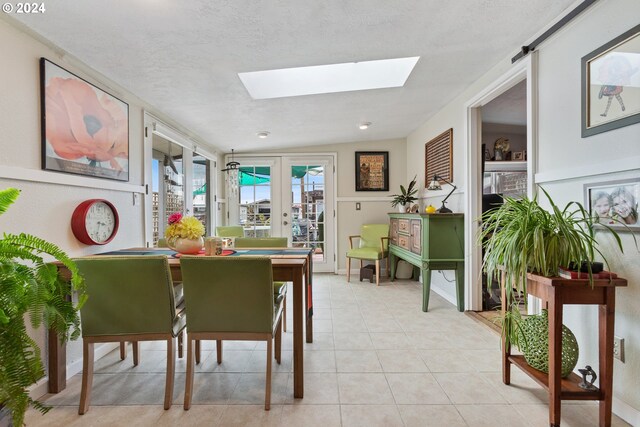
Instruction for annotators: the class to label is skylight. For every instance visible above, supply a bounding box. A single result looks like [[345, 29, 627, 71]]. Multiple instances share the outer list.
[[238, 57, 420, 100]]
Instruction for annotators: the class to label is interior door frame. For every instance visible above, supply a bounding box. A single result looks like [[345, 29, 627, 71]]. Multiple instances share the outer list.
[[463, 52, 539, 312]]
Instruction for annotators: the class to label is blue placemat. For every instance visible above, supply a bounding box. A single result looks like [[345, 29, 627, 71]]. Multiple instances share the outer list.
[[98, 249, 177, 256]]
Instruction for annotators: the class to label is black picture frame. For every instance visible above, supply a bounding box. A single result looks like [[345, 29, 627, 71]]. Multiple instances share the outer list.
[[355, 151, 389, 191], [40, 58, 130, 181], [581, 24, 640, 137]]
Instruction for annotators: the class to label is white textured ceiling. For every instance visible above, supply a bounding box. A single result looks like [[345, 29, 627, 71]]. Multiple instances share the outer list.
[[13, 1, 574, 152], [482, 80, 527, 126]]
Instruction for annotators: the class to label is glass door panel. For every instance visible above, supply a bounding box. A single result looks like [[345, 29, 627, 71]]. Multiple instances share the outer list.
[[151, 137, 184, 246], [283, 158, 334, 272]]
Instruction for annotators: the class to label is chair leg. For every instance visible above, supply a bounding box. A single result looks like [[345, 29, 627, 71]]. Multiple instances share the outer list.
[[265, 335, 273, 410], [387, 255, 390, 277], [164, 337, 175, 410], [375, 259, 380, 286], [195, 340, 201, 364], [184, 335, 194, 410], [119, 342, 126, 360], [78, 340, 94, 415], [216, 340, 223, 364], [132, 341, 139, 366], [282, 297, 287, 333], [346, 257, 351, 282], [178, 330, 184, 359], [275, 318, 282, 364]]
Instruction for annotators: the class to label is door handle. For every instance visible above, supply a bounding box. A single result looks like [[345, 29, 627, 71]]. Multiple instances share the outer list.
[[283, 221, 289, 225]]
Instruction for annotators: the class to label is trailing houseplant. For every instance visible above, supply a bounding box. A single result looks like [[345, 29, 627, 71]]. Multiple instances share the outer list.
[[0, 188, 86, 426], [391, 175, 418, 211], [478, 187, 631, 351]]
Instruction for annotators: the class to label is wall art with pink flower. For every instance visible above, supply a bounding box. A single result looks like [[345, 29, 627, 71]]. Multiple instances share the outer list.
[[40, 58, 129, 181]]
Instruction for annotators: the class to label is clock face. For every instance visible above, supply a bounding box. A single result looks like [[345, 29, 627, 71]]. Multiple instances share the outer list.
[[85, 201, 116, 244]]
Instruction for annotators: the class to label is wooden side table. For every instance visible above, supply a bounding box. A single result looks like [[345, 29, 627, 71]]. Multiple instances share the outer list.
[[501, 272, 627, 427]]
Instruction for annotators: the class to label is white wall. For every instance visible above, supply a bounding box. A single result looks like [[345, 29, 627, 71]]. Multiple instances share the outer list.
[[407, 0, 640, 421]]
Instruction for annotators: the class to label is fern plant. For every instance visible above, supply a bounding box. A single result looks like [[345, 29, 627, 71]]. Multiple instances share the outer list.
[[0, 188, 86, 426]]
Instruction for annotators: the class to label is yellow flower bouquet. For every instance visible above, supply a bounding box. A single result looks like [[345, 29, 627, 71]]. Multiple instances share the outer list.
[[164, 213, 205, 254]]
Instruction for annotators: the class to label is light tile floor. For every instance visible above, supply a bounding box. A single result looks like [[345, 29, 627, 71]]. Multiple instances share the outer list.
[[26, 274, 630, 426]]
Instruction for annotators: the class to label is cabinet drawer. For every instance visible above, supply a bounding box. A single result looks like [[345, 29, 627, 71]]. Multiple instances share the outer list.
[[410, 220, 421, 254], [397, 234, 410, 250], [398, 219, 410, 232]]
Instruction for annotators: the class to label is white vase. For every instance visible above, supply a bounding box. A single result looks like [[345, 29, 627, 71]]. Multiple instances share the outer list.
[[167, 236, 204, 254], [398, 204, 407, 213]]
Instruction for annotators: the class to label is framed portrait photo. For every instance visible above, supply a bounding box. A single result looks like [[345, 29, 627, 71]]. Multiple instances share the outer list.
[[584, 178, 640, 230], [581, 24, 640, 137], [355, 151, 389, 191], [40, 58, 130, 181]]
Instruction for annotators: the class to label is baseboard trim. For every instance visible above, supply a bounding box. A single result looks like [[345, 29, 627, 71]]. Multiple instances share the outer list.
[[613, 396, 640, 426]]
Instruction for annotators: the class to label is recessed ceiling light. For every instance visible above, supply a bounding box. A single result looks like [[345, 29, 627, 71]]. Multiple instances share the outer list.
[[359, 122, 371, 130], [257, 131, 270, 138], [238, 56, 420, 100]]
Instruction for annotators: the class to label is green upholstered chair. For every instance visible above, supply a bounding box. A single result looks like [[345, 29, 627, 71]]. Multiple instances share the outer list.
[[234, 237, 289, 331], [346, 224, 390, 286], [74, 256, 186, 414], [215, 226, 245, 238], [180, 257, 284, 411]]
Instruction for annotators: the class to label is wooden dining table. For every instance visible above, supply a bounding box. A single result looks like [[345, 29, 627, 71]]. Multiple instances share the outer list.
[[49, 247, 314, 399]]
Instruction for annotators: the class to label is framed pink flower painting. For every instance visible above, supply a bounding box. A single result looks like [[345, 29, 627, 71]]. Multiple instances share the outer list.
[[40, 58, 129, 181]]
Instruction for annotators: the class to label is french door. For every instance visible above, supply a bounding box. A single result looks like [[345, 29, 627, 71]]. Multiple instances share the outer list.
[[281, 156, 334, 272], [227, 155, 335, 272]]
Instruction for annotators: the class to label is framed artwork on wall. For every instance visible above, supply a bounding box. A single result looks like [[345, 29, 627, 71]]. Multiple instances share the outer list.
[[581, 24, 640, 137], [583, 178, 639, 230], [425, 128, 453, 184], [355, 151, 389, 191], [40, 58, 130, 181]]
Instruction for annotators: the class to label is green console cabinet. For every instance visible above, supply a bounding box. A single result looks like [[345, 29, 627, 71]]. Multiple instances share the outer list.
[[388, 213, 464, 312]]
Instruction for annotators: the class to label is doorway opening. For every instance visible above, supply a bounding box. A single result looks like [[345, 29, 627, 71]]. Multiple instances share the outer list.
[[464, 53, 538, 313]]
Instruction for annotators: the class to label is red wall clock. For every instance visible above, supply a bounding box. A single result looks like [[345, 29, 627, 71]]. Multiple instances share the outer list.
[[71, 199, 119, 245]]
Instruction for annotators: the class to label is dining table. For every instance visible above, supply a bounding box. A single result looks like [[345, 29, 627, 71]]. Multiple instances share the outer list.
[[49, 246, 314, 399]]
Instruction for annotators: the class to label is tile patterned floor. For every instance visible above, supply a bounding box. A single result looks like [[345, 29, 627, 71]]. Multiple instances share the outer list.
[[26, 274, 631, 426]]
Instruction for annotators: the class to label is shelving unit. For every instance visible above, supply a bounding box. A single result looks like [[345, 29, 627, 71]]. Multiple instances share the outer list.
[[501, 272, 627, 426]]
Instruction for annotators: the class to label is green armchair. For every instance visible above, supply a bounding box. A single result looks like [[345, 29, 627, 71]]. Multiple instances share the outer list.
[[180, 257, 284, 410], [346, 224, 390, 286], [74, 256, 186, 414]]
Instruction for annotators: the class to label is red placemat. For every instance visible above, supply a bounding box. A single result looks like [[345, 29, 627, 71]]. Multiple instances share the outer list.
[[172, 249, 236, 258]]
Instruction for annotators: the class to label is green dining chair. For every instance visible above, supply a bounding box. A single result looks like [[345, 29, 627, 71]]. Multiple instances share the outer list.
[[180, 257, 284, 411], [234, 237, 289, 331], [74, 256, 186, 414], [346, 224, 390, 286], [215, 226, 245, 238]]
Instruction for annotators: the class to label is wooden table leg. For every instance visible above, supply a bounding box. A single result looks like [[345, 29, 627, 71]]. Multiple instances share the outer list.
[[293, 263, 304, 398], [548, 290, 562, 427], [305, 252, 313, 344], [48, 328, 66, 393], [599, 287, 615, 427], [389, 252, 397, 281]]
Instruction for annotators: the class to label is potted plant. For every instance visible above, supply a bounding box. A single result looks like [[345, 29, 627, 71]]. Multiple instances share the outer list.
[[0, 188, 86, 426], [391, 175, 418, 212], [479, 187, 632, 350]]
